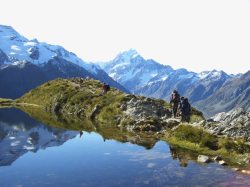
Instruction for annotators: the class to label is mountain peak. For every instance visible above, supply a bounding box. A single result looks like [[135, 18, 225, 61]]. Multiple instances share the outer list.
[[114, 49, 140, 62], [198, 69, 229, 80], [0, 25, 27, 42], [121, 49, 139, 57]]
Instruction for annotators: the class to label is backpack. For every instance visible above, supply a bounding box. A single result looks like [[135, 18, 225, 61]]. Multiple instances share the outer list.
[[181, 98, 191, 115]]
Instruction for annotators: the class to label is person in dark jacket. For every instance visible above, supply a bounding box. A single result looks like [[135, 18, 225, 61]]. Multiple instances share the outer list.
[[101, 83, 110, 95], [170, 90, 180, 118], [179, 97, 191, 122]]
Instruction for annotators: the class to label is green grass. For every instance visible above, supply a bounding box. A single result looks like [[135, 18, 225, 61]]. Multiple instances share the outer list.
[[17, 78, 128, 126], [162, 124, 250, 165]]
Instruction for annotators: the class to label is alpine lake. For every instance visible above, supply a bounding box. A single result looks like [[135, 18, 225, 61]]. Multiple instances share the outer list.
[[1, 107, 250, 187]]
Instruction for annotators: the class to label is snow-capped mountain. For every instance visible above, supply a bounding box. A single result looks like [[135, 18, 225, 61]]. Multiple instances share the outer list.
[[0, 25, 99, 73], [0, 25, 128, 98], [0, 108, 78, 166], [100, 49, 231, 99], [99, 49, 249, 116], [100, 49, 174, 91], [196, 70, 250, 116], [186, 70, 231, 103]]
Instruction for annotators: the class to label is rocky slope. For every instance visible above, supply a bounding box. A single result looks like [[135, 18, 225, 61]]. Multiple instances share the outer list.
[[0, 25, 128, 98], [201, 108, 250, 141]]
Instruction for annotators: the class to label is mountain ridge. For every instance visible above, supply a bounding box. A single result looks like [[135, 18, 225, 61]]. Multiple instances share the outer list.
[[98, 49, 249, 116], [0, 25, 129, 99]]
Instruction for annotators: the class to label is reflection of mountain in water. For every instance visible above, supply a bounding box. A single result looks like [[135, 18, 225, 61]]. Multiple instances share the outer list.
[[0, 107, 213, 168], [20, 106, 160, 150], [0, 108, 78, 166]]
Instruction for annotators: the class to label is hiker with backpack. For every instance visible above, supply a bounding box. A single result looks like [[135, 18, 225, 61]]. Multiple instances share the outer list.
[[101, 82, 110, 95], [179, 97, 191, 122], [170, 90, 181, 118]]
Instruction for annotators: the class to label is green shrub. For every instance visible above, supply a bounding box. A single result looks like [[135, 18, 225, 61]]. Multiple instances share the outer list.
[[173, 125, 219, 150], [200, 133, 218, 150], [173, 125, 203, 144], [219, 138, 250, 154]]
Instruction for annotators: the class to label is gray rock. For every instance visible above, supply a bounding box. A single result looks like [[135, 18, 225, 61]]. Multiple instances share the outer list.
[[205, 108, 250, 141], [232, 168, 240, 171], [164, 118, 180, 128], [197, 155, 210, 163], [241, 170, 250, 174], [218, 160, 227, 165], [28, 46, 39, 60]]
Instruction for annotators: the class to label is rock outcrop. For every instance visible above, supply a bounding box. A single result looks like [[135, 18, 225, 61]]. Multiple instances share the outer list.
[[200, 108, 250, 141], [119, 94, 177, 131]]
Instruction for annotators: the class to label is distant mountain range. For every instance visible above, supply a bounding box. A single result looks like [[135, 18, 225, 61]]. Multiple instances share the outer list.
[[196, 71, 250, 116], [0, 25, 249, 117], [0, 25, 128, 99], [99, 49, 250, 117]]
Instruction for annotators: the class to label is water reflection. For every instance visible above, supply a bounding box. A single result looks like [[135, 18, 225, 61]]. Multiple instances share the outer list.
[[0, 108, 78, 166], [0, 107, 159, 167], [20, 105, 159, 149], [169, 145, 198, 167], [0, 108, 250, 187]]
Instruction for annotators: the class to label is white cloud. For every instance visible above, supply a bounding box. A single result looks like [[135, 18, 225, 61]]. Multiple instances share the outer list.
[[1, 0, 250, 74]]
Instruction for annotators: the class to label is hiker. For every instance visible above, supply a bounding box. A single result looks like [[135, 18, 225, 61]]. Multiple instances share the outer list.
[[170, 90, 180, 118], [179, 97, 191, 122], [101, 83, 110, 95]]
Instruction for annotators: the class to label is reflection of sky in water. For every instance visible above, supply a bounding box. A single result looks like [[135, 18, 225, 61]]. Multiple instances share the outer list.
[[0, 132, 250, 187], [0, 108, 250, 187]]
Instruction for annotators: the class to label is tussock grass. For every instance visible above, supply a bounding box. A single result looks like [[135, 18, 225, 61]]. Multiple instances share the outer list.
[[163, 124, 250, 165]]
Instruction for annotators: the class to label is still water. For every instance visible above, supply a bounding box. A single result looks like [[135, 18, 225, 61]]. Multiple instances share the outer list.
[[0, 108, 250, 187]]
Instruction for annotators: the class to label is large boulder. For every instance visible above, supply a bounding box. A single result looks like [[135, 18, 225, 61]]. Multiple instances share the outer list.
[[121, 95, 174, 131], [197, 155, 210, 163]]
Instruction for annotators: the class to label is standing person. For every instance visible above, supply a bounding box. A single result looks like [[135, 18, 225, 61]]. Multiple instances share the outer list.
[[170, 90, 180, 118], [102, 83, 108, 95], [180, 97, 191, 122], [101, 82, 110, 95]]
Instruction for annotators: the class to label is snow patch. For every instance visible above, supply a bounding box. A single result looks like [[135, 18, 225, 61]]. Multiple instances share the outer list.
[[24, 42, 37, 46], [11, 45, 21, 51], [11, 141, 21, 146]]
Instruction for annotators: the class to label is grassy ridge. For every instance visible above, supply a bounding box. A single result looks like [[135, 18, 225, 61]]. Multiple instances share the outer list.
[[17, 78, 204, 125], [17, 78, 127, 125]]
